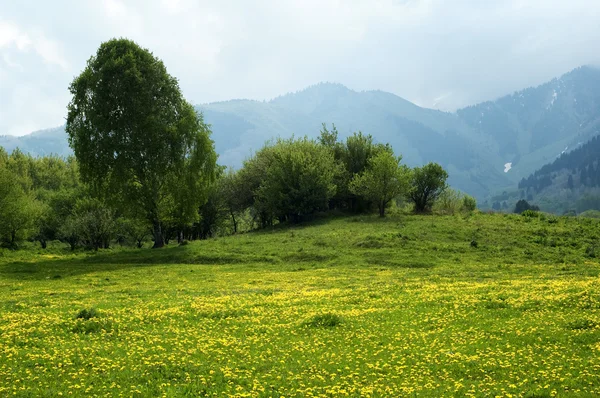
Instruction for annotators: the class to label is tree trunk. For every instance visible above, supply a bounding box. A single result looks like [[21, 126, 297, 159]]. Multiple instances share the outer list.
[[40, 239, 47, 249], [153, 222, 165, 248], [231, 211, 237, 234], [379, 202, 385, 218]]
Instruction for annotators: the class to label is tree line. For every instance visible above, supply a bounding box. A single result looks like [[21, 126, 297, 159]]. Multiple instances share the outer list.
[[0, 38, 471, 250]]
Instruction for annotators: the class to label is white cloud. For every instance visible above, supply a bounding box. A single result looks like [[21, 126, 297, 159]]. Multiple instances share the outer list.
[[1, 0, 600, 136], [0, 20, 31, 50]]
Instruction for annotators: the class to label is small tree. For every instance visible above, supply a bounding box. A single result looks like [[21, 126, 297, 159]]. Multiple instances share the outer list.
[[256, 138, 337, 223], [218, 169, 246, 233], [339, 132, 388, 212], [0, 170, 41, 247], [119, 217, 150, 248], [197, 181, 227, 239], [58, 216, 81, 251], [462, 195, 477, 212], [407, 162, 449, 213], [72, 198, 117, 250], [349, 150, 410, 217]]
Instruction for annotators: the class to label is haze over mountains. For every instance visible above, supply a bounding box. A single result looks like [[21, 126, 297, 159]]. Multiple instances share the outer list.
[[2, 65, 599, 199]]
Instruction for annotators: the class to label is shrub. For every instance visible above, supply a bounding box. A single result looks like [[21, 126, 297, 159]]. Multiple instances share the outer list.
[[522, 210, 540, 218], [303, 313, 342, 328], [434, 189, 462, 215], [463, 195, 477, 212], [75, 308, 99, 320], [434, 189, 476, 215]]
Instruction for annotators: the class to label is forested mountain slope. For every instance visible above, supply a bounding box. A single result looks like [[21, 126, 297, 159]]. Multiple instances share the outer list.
[[515, 135, 600, 214]]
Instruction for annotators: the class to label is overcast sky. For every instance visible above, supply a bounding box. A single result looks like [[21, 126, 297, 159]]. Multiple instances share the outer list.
[[2, 0, 600, 136]]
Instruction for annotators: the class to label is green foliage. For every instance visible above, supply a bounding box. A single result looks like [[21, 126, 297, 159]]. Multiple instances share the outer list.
[[579, 210, 600, 219], [66, 38, 216, 248], [349, 150, 410, 217], [218, 169, 246, 233], [75, 308, 99, 320], [241, 137, 337, 224], [72, 198, 117, 250], [303, 313, 342, 328], [118, 217, 151, 248], [197, 173, 228, 240], [522, 209, 540, 218], [407, 162, 449, 213], [57, 217, 81, 251], [0, 157, 42, 247], [463, 195, 477, 212], [434, 189, 463, 215]]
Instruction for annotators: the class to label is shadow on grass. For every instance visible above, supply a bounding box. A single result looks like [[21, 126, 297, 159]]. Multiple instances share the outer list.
[[0, 244, 281, 281]]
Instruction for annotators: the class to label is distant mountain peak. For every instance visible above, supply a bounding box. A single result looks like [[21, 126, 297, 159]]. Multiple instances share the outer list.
[[270, 82, 353, 102]]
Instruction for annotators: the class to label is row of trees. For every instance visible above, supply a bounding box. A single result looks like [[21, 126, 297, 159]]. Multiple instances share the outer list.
[[0, 126, 456, 249], [0, 149, 152, 249], [0, 38, 463, 250], [194, 125, 453, 238]]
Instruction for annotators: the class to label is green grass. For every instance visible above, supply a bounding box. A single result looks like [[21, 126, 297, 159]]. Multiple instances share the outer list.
[[1, 213, 600, 396]]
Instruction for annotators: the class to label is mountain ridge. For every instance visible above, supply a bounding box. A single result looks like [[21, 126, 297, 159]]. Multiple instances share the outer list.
[[3, 66, 600, 199]]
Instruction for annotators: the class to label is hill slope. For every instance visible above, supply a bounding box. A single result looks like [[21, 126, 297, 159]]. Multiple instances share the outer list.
[[1, 213, 600, 395]]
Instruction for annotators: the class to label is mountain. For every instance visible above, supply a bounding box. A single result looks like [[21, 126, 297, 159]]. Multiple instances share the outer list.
[[0, 126, 71, 157], [505, 135, 600, 214], [2, 66, 600, 199], [457, 66, 600, 183], [202, 83, 508, 197]]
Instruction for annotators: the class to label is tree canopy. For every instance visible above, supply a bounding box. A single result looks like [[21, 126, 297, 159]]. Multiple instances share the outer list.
[[349, 150, 410, 217], [407, 162, 449, 213], [66, 38, 216, 247]]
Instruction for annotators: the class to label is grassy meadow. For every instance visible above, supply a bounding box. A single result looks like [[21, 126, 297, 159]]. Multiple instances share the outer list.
[[1, 212, 600, 397]]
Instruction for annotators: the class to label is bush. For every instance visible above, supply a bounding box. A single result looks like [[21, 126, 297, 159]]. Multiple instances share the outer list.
[[434, 189, 477, 215], [434, 189, 462, 215], [463, 195, 477, 212], [521, 210, 540, 218], [75, 308, 99, 320], [303, 313, 342, 328]]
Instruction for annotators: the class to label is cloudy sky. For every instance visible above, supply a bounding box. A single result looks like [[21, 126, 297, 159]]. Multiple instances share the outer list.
[[1, 0, 600, 136]]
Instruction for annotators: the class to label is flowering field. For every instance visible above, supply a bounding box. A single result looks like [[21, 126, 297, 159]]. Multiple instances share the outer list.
[[1, 213, 600, 397]]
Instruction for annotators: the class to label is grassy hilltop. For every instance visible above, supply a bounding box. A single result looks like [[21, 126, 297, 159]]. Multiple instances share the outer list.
[[1, 212, 600, 396]]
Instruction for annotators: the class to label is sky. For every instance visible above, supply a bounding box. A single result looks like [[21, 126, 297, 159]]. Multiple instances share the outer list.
[[1, 0, 600, 137]]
